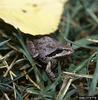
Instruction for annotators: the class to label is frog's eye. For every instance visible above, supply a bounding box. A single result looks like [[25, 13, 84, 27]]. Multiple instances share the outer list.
[[63, 42, 72, 49], [66, 42, 72, 46]]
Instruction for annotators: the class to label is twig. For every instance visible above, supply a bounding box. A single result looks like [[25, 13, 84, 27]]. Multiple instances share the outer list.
[[63, 71, 93, 79], [56, 77, 73, 100], [24, 70, 40, 89]]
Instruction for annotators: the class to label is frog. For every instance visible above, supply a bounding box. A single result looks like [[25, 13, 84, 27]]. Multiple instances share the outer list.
[[26, 36, 73, 80]]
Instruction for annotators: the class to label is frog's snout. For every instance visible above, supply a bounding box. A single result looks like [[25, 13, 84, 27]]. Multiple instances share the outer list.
[[64, 47, 74, 55]]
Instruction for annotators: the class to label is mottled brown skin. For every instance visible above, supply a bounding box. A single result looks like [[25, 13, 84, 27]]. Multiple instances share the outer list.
[[27, 36, 73, 80]]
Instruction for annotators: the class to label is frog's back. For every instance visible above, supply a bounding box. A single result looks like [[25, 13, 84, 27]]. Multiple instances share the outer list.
[[33, 36, 60, 57]]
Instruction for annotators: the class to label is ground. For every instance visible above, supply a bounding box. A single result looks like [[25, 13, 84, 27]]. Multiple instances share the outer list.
[[0, 0, 98, 99]]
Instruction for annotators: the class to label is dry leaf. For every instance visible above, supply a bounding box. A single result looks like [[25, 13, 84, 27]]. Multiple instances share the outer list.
[[0, 0, 68, 35]]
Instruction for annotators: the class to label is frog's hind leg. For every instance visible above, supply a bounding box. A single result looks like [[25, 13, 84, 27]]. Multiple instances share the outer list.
[[46, 61, 56, 81], [26, 39, 39, 58]]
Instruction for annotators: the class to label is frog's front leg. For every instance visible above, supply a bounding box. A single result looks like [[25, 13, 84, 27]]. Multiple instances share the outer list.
[[46, 60, 57, 81]]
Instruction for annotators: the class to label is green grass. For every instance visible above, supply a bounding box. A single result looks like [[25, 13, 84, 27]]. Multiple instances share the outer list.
[[0, 0, 98, 100]]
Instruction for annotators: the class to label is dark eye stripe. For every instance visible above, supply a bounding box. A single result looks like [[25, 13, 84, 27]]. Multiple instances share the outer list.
[[46, 49, 63, 57]]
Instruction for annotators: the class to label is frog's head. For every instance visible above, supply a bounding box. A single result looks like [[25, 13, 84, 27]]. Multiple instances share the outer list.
[[46, 43, 74, 59]]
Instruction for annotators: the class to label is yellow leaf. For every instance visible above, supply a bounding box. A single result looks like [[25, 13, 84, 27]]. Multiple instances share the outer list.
[[0, 0, 68, 35]]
